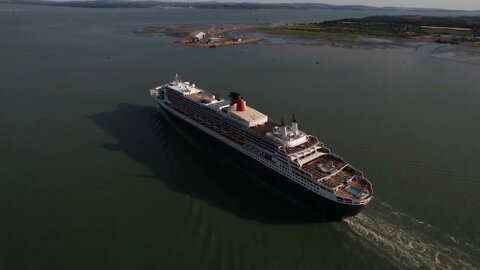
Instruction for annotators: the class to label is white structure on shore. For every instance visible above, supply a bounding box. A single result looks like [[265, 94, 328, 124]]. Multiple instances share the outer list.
[[192, 32, 206, 43]]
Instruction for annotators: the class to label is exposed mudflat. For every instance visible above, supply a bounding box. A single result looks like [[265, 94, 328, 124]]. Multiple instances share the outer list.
[[137, 23, 480, 63], [245, 29, 480, 64], [431, 44, 480, 64]]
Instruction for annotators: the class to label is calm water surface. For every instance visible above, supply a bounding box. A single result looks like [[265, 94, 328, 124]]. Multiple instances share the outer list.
[[1, 4, 479, 270]]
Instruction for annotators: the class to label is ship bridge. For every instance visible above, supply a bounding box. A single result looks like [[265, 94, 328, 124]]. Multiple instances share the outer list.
[[166, 74, 202, 96], [266, 116, 308, 147]]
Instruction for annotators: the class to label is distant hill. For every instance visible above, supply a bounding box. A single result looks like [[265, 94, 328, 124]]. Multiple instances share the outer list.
[[1, 0, 478, 13]]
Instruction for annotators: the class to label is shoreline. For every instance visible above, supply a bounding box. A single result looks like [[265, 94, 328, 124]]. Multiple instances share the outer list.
[[136, 22, 480, 64], [178, 38, 262, 48], [257, 25, 480, 46]]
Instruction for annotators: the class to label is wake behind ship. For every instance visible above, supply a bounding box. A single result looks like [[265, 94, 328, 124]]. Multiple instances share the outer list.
[[150, 74, 373, 219]]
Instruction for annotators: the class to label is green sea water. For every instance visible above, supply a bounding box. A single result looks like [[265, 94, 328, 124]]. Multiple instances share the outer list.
[[1, 4, 479, 270]]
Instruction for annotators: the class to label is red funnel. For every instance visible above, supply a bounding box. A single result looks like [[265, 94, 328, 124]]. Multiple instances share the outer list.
[[237, 98, 246, 111]]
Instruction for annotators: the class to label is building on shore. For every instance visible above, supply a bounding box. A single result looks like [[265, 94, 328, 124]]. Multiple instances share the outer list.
[[208, 37, 221, 44], [192, 32, 206, 43]]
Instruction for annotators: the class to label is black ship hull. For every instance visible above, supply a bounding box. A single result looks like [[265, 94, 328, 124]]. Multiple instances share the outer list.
[[157, 104, 364, 221]]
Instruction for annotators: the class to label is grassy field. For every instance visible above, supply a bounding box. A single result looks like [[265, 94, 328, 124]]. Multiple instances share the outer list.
[[259, 16, 480, 42], [423, 28, 473, 36], [256, 26, 358, 40]]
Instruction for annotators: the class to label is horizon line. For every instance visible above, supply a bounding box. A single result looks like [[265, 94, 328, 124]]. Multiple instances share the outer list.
[[5, 0, 480, 12]]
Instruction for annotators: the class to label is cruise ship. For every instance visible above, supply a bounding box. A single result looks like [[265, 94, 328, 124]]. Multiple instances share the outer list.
[[150, 74, 373, 219]]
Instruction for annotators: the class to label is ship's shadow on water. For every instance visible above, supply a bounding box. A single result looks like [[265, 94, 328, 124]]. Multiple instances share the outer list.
[[89, 103, 331, 224]]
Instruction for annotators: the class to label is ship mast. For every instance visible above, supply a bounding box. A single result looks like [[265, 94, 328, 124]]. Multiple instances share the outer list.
[[174, 73, 182, 83]]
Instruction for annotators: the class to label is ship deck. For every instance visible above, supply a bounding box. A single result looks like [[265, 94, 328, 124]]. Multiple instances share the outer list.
[[335, 177, 372, 201], [251, 119, 279, 134], [301, 154, 372, 202], [185, 92, 211, 104], [178, 90, 291, 143], [284, 136, 321, 155], [302, 154, 346, 182]]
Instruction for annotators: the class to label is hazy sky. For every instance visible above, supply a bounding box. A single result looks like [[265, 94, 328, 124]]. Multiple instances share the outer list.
[[52, 0, 480, 11]]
